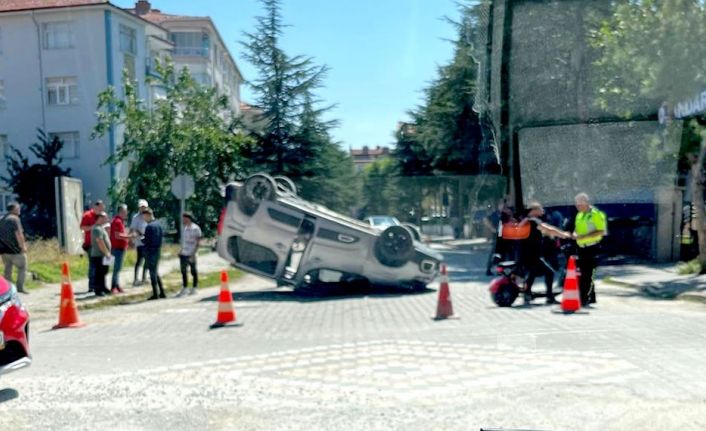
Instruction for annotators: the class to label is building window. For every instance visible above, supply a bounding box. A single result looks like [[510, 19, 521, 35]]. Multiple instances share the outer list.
[[124, 54, 136, 81], [193, 73, 212, 87], [43, 22, 74, 49], [119, 25, 136, 55], [0, 80, 5, 110], [0, 191, 15, 214], [46, 77, 78, 106], [0, 135, 8, 162], [170, 32, 210, 57], [49, 132, 80, 159]]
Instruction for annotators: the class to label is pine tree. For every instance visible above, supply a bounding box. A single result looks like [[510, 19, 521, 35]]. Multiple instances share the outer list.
[[241, 0, 328, 174], [241, 0, 361, 212], [393, 2, 498, 176]]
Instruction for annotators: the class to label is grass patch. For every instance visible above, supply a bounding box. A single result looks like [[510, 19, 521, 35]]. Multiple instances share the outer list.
[[22, 239, 202, 290], [78, 268, 243, 311], [677, 259, 702, 275]]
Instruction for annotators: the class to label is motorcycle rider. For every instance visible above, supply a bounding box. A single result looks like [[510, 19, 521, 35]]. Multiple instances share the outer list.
[[519, 201, 572, 305]]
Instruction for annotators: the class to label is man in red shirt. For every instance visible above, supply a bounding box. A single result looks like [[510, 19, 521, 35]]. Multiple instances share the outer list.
[[81, 201, 105, 293], [110, 204, 132, 293]]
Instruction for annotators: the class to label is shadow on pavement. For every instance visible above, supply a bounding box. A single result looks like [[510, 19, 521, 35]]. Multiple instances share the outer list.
[[603, 277, 706, 300], [200, 284, 435, 303], [442, 247, 492, 283], [0, 388, 19, 404]]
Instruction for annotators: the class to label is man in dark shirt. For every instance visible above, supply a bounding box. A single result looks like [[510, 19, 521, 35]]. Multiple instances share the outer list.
[[0, 203, 28, 293], [142, 208, 165, 300], [520, 201, 571, 305]]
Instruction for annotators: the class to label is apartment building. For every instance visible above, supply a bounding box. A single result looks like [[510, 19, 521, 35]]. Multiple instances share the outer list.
[[128, 1, 243, 114], [0, 0, 243, 206], [350, 146, 391, 173]]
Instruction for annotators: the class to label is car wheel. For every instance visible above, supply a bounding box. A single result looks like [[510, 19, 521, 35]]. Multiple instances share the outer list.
[[374, 225, 415, 267], [238, 173, 276, 216], [274, 176, 297, 195], [401, 223, 421, 241], [492, 282, 519, 307]]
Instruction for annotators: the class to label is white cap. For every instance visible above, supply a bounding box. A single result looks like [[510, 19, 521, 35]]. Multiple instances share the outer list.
[[138, 199, 149, 208]]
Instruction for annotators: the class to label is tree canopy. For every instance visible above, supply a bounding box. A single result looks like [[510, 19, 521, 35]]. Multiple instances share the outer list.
[[3, 129, 71, 238], [240, 0, 360, 213], [93, 61, 252, 237]]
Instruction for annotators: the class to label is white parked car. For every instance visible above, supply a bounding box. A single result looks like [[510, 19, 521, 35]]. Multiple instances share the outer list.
[[217, 173, 442, 290]]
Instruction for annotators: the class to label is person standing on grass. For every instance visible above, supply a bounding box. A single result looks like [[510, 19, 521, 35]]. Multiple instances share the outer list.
[[0, 203, 28, 293], [142, 208, 165, 300], [130, 199, 149, 286], [81, 200, 105, 293], [176, 212, 202, 297], [90, 211, 112, 297], [110, 204, 132, 294]]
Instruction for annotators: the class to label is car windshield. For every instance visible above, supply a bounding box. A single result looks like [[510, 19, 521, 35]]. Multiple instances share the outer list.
[[3, 1, 706, 430]]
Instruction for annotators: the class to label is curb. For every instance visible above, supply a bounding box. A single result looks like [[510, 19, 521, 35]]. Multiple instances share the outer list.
[[676, 292, 706, 304], [601, 277, 706, 304]]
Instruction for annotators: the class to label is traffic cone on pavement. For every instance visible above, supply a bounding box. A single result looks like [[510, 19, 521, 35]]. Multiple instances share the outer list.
[[210, 271, 241, 328], [433, 264, 455, 320], [53, 262, 85, 329], [560, 256, 581, 313]]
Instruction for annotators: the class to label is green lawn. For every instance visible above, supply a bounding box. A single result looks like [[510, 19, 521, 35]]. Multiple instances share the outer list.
[[78, 268, 243, 310], [22, 240, 188, 289]]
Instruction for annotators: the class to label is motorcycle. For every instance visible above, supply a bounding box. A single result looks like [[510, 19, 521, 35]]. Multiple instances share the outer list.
[[489, 242, 577, 307]]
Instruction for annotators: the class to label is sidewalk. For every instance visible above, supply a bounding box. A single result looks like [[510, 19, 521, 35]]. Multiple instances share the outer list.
[[599, 264, 706, 304], [22, 251, 230, 320]]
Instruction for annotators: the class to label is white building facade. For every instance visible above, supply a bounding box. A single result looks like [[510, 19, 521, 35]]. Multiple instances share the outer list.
[[129, 1, 243, 115], [0, 0, 242, 207]]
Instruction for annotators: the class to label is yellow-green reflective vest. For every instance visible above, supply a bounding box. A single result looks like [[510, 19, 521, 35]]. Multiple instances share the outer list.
[[575, 207, 607, 248]]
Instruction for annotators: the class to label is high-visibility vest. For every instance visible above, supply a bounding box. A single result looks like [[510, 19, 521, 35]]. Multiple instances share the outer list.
[[575, 207, 607, 248]]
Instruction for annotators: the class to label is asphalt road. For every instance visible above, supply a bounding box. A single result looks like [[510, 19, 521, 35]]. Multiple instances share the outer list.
[[2, 247, 705, 430]]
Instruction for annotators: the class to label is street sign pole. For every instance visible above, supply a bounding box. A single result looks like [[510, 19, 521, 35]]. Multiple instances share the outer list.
[[171, 174, 195, 243]]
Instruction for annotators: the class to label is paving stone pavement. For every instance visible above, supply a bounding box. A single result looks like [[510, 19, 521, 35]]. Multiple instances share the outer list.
[[1, 248, 705, 430]]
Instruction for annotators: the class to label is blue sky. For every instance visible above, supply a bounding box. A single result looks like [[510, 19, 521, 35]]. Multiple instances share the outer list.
[[113, 0, 461, 149]]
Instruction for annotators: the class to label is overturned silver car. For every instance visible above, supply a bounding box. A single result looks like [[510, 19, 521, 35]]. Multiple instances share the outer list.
[[217, 173, 442, 290]]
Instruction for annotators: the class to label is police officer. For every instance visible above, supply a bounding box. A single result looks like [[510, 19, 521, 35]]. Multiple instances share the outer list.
[[572, 193, 607, 307]]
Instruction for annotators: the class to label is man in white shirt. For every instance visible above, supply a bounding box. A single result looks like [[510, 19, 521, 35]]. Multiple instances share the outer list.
[[176, 212, 202, 297], [129, 199, 149, 286]]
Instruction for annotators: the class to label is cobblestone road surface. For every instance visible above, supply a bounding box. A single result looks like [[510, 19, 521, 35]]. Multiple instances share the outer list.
[[1, 248, 705, 430]]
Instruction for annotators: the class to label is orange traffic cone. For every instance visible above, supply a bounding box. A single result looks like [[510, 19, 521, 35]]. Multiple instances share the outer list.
[[433, 264, 456, 320], [53, 262, 85, 329], [560, 256, 581, 313], [210, 271, 241, 328]]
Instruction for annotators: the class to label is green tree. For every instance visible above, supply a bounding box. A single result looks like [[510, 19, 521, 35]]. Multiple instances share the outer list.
[[93, 61, 252, 237], [360, 158, 401, 218], [241, 0, 327, 174], [3, 129, 71, 238], [241, 0, 361, 211], [590, 0, 706, 268], [397, 2, 498, 177]]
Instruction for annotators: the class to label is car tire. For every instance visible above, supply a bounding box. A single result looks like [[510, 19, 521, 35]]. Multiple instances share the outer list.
[[401, 223, 421, 241], [492, 282, 519, 307], [238, 173, 276, 216], [274, 175, 297, 195], [374, 225, 415, 267]]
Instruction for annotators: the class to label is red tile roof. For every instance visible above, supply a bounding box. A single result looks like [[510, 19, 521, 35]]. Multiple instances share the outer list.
[[126, 9, 205, 25], [350, 146, 391, 157], [0, 0, 107, 13]]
